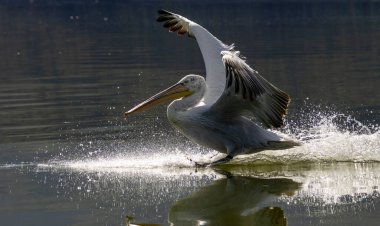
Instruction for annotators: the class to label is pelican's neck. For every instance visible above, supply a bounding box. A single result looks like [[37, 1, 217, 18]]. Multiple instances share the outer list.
[[167, 87, 205, 119]]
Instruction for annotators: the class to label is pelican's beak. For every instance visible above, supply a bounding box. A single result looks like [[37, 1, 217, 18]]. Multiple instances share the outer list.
[[124, 83, 192, 117]]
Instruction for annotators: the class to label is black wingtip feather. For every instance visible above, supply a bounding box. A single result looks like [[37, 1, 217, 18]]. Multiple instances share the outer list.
[[156, 10, 196, 39], [222, 51, 291, 128]]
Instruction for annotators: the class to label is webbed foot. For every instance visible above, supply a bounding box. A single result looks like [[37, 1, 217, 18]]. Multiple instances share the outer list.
[[188, 155, 233, 168], [187, 157, 210, 168]]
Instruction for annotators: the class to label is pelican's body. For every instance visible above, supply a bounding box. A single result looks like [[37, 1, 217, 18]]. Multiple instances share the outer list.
[[166, 75, 281, 156], [125, 10, 299, 165]]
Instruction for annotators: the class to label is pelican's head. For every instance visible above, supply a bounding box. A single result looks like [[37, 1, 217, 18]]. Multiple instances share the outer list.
[[178, 74, 205, 93], [124, 74, 205, 117]]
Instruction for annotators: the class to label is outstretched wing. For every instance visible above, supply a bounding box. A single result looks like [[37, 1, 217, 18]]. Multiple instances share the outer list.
[[209, 51, 290, 128], [157, 9, 230, 105], [157, 10, 290, 128]]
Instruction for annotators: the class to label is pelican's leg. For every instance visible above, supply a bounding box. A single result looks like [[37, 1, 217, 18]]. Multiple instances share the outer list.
[[189, 153, 234, 168], [187, 157, 209, 168], [209, 145, 239, 166], [189, 155, 233, 168]]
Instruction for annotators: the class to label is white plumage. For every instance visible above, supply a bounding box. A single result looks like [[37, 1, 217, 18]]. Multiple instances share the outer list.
[[125, 10, 299, 166]]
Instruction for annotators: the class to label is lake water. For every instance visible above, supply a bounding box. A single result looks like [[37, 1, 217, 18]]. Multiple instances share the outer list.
[[0, 1, 380, 225]]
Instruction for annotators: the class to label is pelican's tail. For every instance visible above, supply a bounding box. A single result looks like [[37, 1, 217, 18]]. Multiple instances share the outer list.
[[266, 139, 301, 151]]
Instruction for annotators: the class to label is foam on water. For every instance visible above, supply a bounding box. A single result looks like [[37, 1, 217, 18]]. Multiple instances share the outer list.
[[31, 106, 380, 213], [39, 152, 218, 175], [272, 163, 380, 218], [43, 104, 380, 170], [295, 164, 380, 206], [233, 129, 380, 165], [232, 105, 380, 165], [38, 150, 221, 179]]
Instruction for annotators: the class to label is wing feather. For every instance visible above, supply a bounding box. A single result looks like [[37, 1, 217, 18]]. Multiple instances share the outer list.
[[157, 9, 229, 105], [210, 51, 290, 128], [157, 9, 195, 38], [157, 10, 290, 127]]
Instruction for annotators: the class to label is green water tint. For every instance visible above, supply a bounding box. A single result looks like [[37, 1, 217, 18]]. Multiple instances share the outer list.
[[1, 159, 379, 225], [169, 176, 297, 226], [105, 162, 380, 225], [172, 163, 380, 225]]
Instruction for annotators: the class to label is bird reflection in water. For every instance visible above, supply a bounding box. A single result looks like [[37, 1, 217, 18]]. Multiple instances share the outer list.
[[169, 175, 301, 226]]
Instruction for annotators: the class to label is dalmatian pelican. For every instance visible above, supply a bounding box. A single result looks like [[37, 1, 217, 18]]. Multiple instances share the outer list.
[[125, 10, 298, 166]]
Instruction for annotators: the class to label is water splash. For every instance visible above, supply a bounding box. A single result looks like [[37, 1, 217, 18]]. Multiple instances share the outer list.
[[39, 151, 219, 175], [45, 102, 380, 170], [232, 104, 380, 165], [275, 163, 380, 219], [284, 103, 376, 140]]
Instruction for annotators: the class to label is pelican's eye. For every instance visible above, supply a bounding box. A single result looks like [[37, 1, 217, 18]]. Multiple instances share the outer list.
[[180, 82, 186, 86]]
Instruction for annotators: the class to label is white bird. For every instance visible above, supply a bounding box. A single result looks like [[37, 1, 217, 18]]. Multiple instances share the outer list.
[[125, 10, 299, 166]]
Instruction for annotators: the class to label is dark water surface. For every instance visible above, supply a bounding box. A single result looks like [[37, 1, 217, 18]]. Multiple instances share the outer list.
[[0, 1, 380, 225]]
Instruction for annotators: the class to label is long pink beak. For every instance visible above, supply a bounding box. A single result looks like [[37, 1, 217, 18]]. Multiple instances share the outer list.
[[124, 83, 192, 117]]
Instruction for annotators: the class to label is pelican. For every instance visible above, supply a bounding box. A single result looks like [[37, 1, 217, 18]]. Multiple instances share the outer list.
[[125, 10, 299, 166]]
